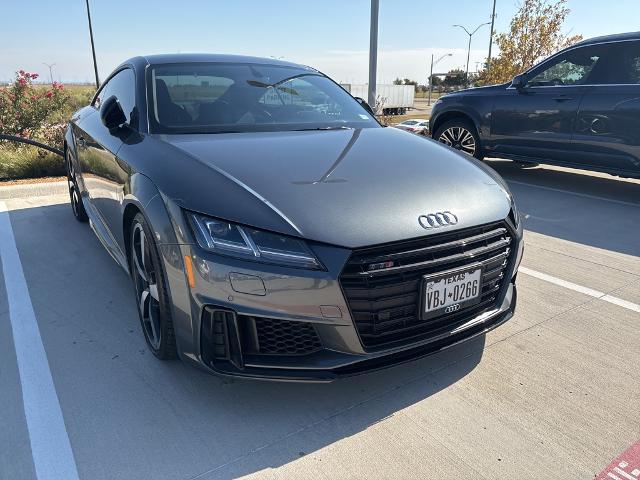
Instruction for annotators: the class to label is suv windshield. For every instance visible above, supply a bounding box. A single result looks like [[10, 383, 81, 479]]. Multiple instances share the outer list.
[[148, 63, 379, 133]]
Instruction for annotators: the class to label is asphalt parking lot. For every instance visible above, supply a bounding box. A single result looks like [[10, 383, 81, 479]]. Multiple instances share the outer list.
[[1, 160, 639, 480]]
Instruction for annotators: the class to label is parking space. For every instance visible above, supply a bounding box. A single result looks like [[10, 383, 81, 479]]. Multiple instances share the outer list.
[[1, 162, 639, 480]]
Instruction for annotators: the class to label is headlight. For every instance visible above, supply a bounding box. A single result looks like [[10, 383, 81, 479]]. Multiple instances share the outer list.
[[187, 212, 323, 270]]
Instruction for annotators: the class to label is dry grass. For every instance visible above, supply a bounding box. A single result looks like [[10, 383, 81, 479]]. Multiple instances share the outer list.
[[0, 146, 65, 181]]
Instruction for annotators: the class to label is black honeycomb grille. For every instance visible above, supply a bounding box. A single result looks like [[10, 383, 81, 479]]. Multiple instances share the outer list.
[[340, 222, 515, 350], [254, 318, 323, 355]]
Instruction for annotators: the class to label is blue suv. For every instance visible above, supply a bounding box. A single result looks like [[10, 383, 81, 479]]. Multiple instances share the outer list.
[[430, 32, 640, 179]]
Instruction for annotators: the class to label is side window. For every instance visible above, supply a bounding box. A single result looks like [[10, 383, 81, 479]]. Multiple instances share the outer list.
[[589, 41, 640, 85], [528, 47, 601, 87], [92, 69, 136, 123]]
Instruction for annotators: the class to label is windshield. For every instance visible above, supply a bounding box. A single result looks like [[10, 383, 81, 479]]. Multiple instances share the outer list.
[[148, 63, 379, 133]]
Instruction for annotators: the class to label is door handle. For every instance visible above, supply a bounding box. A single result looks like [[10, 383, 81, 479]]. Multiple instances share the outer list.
[[552, 96, 573, 102], [77, 137, 87, 148]]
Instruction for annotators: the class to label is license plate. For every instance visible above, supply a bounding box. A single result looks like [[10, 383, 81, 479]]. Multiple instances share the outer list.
[[421, 264, 483, 320]]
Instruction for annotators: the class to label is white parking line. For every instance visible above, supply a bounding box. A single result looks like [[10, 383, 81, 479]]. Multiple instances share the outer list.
[[507, 180, 640, 208], [520, 266, 640, 313], [0, 202, 79, 480]]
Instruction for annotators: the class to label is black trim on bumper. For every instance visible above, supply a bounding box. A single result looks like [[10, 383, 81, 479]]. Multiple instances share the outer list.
[[198, 284, 517, 382]]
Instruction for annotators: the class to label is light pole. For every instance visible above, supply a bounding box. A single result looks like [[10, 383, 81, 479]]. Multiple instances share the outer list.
[[428, 53, 452, 106], [85, 0, 100, 89], [368, 0, 379, 109], [453, 22, 491, 85], [42, 62, 56, 85], [488, 0, 497, 68]]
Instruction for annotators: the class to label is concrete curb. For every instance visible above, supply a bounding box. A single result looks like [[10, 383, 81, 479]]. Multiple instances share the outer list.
[[0, 181, 68, 200]]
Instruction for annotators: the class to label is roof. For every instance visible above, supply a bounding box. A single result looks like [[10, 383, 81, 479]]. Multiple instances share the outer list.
[[135, 53, 312, 70], [573, 31, 640, 47]]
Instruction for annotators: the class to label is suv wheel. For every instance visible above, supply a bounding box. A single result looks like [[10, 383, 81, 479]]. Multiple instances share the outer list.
[[130, 213, 177, 360], [434, 119, 483, 159]]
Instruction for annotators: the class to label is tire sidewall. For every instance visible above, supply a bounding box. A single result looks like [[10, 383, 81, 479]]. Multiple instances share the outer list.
[[129, 212, 176, 359], [66, 150, 88, 222]]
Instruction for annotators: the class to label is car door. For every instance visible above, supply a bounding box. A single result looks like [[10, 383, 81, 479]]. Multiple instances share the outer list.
[[75, 68, 137, 245], [573, 40, 640, 176], [490, 45, 600, 163]]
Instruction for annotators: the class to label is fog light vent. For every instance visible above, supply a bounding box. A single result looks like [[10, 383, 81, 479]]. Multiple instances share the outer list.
[[201, 308, 232, 363]]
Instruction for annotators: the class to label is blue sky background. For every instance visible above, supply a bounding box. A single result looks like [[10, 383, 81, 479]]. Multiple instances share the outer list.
[[1, 0, 638, 84]]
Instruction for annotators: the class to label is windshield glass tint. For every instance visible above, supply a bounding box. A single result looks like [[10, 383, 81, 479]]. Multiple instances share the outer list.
[[149, 63, 378, 133]]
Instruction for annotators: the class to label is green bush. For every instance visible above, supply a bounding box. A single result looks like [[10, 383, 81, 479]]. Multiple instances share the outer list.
[[0, 70, 94, 180], [0, 146, 65, 181]]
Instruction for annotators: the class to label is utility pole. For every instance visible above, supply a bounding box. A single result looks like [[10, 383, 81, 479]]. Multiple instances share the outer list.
[[428, 53, 452, 106], [42, 62, 56, 85], [368, 0, 379, 110], [487, 0, 497, 67], [453, 22, 491, 85], [85, 0, 100, 89]]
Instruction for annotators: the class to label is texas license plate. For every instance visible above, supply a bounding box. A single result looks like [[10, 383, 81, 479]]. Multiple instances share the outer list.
[[421, 264, 483, 320]]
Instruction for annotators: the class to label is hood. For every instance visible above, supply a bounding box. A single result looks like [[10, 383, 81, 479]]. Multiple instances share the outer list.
[[159, 127, 511, 248], [443, 82, 509, 98]]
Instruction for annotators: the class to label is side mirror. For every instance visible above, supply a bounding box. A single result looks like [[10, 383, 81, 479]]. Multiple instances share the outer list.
[[354, 96, 376, 116], [511, 74, 526, 91], [100, 95, 127, 131]]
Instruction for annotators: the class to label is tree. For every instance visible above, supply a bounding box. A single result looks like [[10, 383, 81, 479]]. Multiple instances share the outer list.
[[477, 0, 582, 85], [393, 77, 419, 91], [443, 69, 466, 88]]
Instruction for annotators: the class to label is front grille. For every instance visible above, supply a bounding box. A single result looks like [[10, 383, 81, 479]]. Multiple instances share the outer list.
[[253, 318, 323, 355], [340, 222, 514, 349]]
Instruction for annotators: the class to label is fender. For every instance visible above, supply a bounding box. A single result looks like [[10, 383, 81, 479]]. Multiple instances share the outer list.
[[123, 173, 196, 360], [432, 104, 486, 137]]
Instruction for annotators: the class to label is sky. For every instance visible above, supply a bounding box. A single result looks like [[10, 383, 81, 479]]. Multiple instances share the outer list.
[[1, 0, 639, 85]]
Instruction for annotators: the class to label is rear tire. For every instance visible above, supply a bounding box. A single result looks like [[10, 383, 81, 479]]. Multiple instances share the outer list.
[[66, 150, 88, 223], [434, 119, 483, 160], [129, 213, 177, 360]]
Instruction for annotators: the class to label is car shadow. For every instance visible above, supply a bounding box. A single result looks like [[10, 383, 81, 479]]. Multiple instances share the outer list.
[[7, 201, 487, 480], [486, 159, 640, 257]]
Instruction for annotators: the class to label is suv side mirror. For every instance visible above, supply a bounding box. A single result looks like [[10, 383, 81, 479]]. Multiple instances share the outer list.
[[511, 74, 526, 91], [354, 96, 376, 116], [100, 95, 127, 131]]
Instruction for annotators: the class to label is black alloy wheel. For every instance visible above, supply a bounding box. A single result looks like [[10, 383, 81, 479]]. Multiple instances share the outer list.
[[130, 213, 177, 359], [66, 150, 88, 222]]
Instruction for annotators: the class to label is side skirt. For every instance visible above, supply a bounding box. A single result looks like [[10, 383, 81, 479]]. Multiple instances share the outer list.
[[82, 196, 130, 275]]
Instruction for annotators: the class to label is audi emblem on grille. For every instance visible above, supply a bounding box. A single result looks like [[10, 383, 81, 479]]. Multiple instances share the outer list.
[[444, 304, 461, 314], [418, 211, 458, 229]]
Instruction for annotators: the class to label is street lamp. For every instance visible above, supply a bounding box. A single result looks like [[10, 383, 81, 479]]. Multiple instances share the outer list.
[[428, 53, 452, 106], [453, 22, 491, 85], [42, 62, 56, 85]]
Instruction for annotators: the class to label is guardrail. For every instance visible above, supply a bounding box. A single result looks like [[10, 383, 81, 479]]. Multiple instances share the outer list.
[[0, 134, 63, 157]]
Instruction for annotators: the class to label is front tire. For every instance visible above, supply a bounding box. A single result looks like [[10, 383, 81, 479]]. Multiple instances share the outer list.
[[130, 213, 177, 360], [434, 119, 483, 160]]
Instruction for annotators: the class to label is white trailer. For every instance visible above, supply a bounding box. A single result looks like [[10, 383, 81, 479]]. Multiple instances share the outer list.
[[341, 84, 415, 115]]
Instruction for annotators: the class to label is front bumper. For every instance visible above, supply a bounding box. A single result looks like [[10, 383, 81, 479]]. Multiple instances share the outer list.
[[173, 219, 522, 382], [198, 283, 516, 382]]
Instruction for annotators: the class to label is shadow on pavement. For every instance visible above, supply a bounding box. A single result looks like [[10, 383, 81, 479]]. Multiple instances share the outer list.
[[486, 159, 640, 257], [6, 202, 486, 480]]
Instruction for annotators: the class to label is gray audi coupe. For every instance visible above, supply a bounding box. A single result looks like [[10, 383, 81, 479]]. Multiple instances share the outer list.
[[65, 54, 523, 381]]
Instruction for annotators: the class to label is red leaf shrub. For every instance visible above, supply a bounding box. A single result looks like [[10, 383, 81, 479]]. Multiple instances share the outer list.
[[0, 70, 70, 149]]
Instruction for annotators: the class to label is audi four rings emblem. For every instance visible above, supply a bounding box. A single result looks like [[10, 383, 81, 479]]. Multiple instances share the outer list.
[[444, 304, 461, 314], [418, 211, 458, 229]]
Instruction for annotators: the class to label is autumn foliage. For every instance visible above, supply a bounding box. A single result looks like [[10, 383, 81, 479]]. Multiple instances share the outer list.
[[477, 0, 582, 85]]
